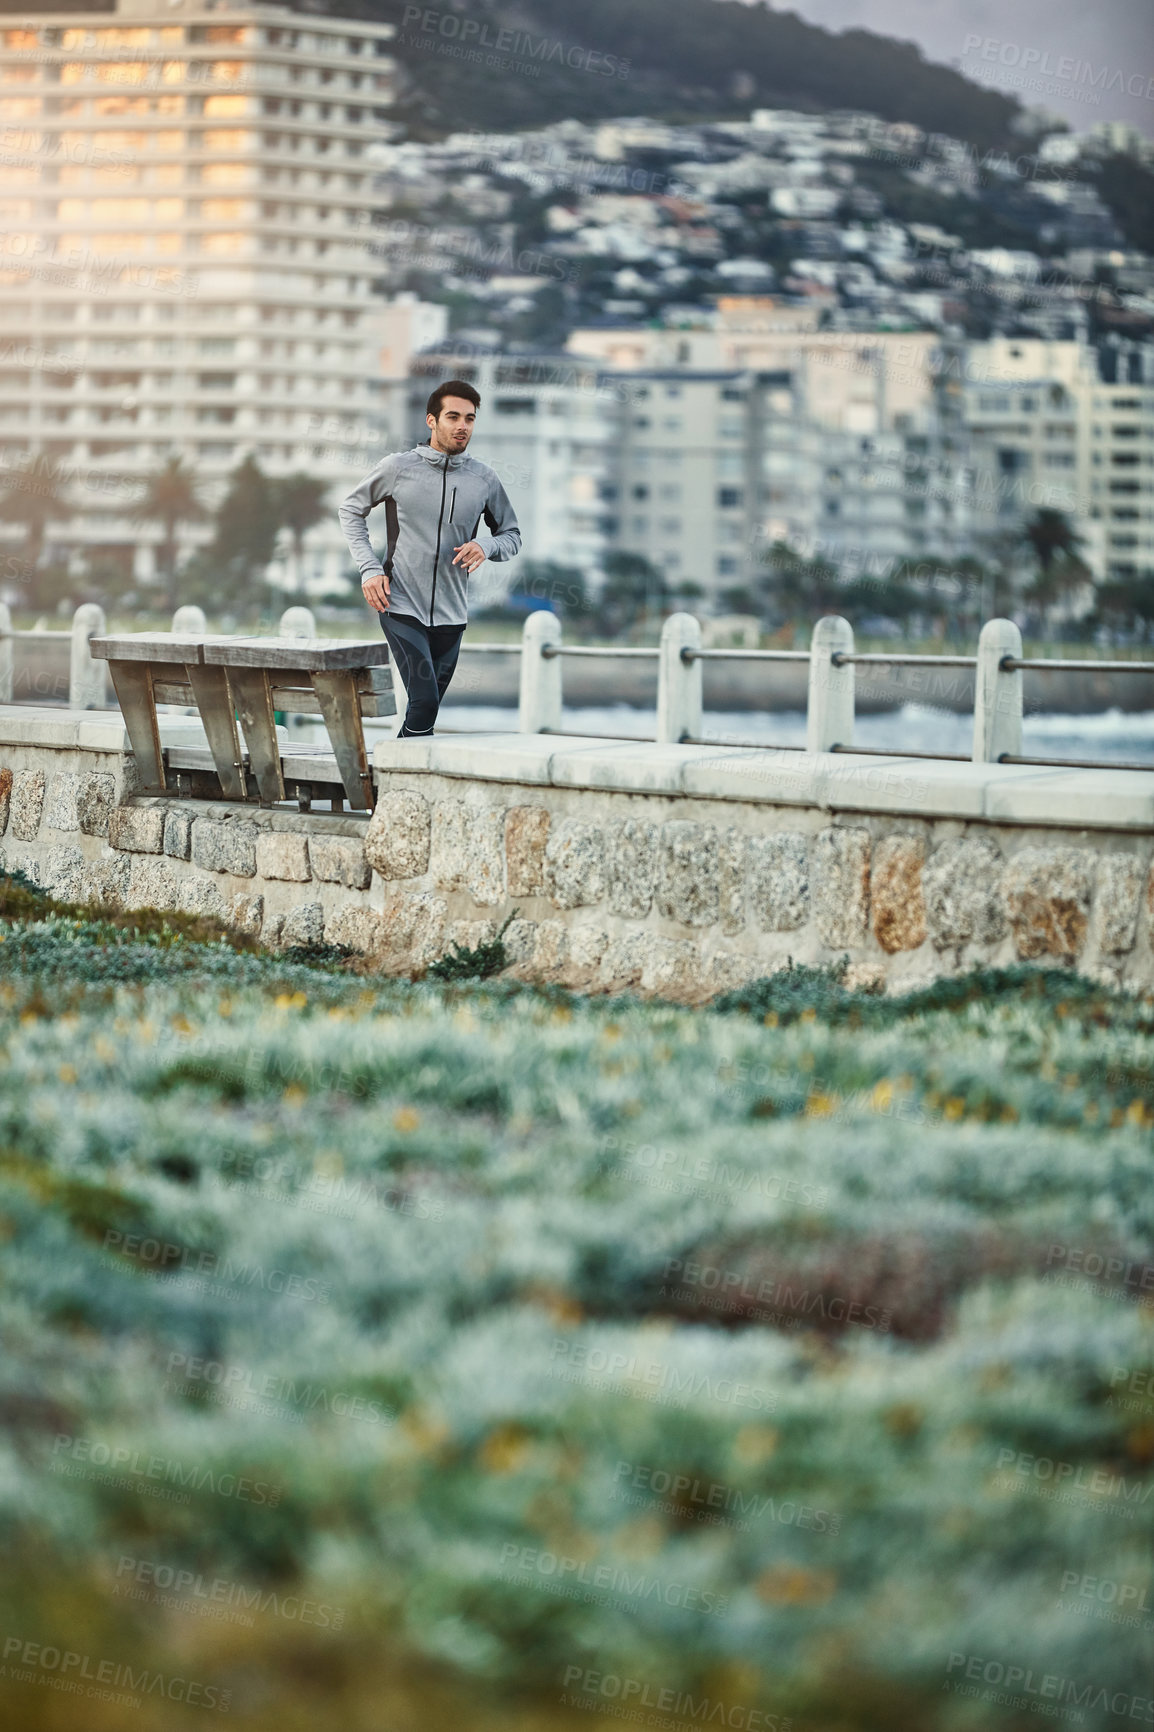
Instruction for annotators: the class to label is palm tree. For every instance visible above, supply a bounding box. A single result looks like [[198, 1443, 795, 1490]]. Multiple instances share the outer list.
[[272, 473, 330, 596], [0, 455, 71, 568], [1021, 509, 1091, 631], [136, 456, 206, 613]]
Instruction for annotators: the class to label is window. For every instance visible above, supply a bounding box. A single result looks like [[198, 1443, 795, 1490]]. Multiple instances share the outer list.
[[631, 484, 649, 499], [717, 487, 743, 508]]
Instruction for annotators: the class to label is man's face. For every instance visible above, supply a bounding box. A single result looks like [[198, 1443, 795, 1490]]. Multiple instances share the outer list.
[[427, 396, 476, 454]]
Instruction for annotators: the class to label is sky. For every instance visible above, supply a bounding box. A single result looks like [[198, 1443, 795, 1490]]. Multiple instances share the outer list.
[[758, 0, 1154, 137]]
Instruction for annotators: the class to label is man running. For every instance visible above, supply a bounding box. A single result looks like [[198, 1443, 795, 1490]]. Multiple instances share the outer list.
[[338, 379, 521, 736]]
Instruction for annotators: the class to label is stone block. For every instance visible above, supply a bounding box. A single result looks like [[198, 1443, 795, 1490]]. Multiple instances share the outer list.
[[467, 807, 506, 908], [812, 828, 870, 948], [598, 931, 650, 990], [77, 773, 116, 838], [545, 819, 605, 910], [657, 821, 719, 928], [532, 921, 571, 974], [378, 890, 446, 969], [42, 845, 84, 901], [923, 838, 1007, 952], [505, 807, 550, 897], [702, 951, 761, 996], [45, 772, 80, 833], [501, 918, 537, 967], [10, 769, 45, 841], [191, 818, 257, 878], [163, 810, 192, 860], [640, 936, 705, 1001], [109, 805, 165, 855], [444, 918, 499, 957], [749, 834, 809, 932], [718, 830, 746, 936], [1002, 846, 1095, 960], [281, 901, 325, 948], [605, 819, 657, 918], [429, 799, 469, 892], [561, 925, 610, 987], [231, 893, 264, 939], [308, 835, 371, 890], [326, 904, 388, 957], [0, 768, 11, 835], [1093, 855, 1144, 955], [365, 789, 431, 880], [176, 874, 227, 922], [127, 854, 179, 912], [871, 835, 927, 954], [255, 831, 311, 883], [83, 852, 131, 909]]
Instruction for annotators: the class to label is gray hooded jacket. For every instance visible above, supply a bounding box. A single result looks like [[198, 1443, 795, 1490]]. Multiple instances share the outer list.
[[338, 442, 522, 628]]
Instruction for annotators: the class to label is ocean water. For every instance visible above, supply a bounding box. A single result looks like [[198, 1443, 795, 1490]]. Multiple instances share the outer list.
[[428, 702, 1154, 766]]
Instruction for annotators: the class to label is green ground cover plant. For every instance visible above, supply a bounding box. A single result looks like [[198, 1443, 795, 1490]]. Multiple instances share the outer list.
[[0, 883, 1150, 1731]]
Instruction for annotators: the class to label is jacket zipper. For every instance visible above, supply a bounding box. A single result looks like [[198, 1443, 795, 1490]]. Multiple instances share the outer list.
[[429, 453, 449, 625]]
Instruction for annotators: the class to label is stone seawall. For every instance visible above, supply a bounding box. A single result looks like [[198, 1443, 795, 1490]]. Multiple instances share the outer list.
[[0, 712, 1152, 1000]]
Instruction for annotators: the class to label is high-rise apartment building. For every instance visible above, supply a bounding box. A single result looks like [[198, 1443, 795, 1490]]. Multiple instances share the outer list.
[[0, 0, 395, 591]]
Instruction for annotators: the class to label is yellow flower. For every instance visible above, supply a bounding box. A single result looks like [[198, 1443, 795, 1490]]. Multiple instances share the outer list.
[[479, 1425, 531, 1475], [393, 1106, 421, 1134], [763, 1011, 778, 1028], [58, 1064, 77, 1085], [943, 1097, 966, 1121], [870, 1078, 894, 1112], [282, 1084, 306, 1108], [805, 1091, 837, 1118], [1125, 1098, 1148, 1128], [274, 991, 307, 1010]]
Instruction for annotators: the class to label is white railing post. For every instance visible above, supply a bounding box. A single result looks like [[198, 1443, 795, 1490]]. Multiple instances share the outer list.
[[972, 617, 1023, 762], [171, 604, 207, 635], [518, 610, 562, 734], [279, 605, 316, 639], [69, 602, 109, 709], [806, 614, 854, 753], [0, 602, 12, 704], [656, 611, 703, 743]]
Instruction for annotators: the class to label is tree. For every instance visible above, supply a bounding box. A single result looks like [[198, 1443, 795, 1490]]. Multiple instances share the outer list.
[[1020, 509, 1091, 631], [756, 541, 842, 624], [205, 455, 280, 607], [135, 456, 206, 612], [271, 473, 330, 597], [0, 455, 71, 569], [597, 550, 668, 634]]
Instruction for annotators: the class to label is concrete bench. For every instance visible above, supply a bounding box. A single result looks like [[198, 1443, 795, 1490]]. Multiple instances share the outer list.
[[90, 632, 395, 810]]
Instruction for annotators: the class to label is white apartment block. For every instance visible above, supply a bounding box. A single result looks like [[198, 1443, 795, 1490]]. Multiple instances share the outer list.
[[0, 0, 395, 591], [963, 338, 1154, 582]]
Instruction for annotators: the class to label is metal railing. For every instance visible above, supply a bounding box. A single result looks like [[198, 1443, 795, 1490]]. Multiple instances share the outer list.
[[456, 611, 1154, 771], [6, 602, 1151, 772]]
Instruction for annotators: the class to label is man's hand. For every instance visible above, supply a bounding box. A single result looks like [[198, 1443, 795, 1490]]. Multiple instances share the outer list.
[[452, 541, 486, 574], [361, 571, 390, 612]]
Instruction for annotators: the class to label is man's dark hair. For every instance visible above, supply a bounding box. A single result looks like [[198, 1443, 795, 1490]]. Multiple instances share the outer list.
[[427, 379, 481, 420]]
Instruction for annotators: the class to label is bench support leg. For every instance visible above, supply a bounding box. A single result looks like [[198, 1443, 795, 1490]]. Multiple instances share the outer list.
[[185, 663, 247, 802], [311, 670, 374, 810], [227, 666, 285, 805], [108, 660, 165, 791]]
